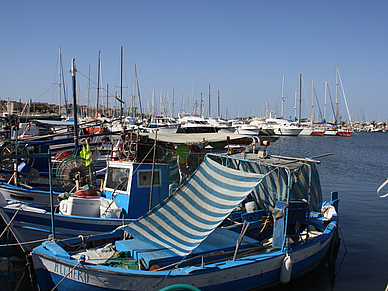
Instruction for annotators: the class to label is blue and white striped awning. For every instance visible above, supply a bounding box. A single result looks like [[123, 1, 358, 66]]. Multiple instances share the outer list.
[[122, 156, 265, 257]]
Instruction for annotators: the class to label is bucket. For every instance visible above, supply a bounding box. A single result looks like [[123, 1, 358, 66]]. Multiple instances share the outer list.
[[245, 201, 258, 213], [100, 205, 122, 218]]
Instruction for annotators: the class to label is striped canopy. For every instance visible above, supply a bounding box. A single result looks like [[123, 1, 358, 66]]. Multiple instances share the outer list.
[[123, 156, 265, 256], [215, 155, 322, 212]]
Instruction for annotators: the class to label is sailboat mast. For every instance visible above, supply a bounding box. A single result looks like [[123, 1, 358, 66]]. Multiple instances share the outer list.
[[294, 89, 297, 121], [337, 67, 352, 126], [335, 66, 339, 125], [200, 92, 203, 117], [208, 84, 211, 118], [191, 82, 194, 115], [96, 51, 101, 118], [164, 87, 167, 117], [324, 80, 327, 122], [281, 74, 285, 117], [311, 78, 314, 124], [71, 58, 79, 154], [106, 83, 109, 117], [120, 46, 123, 118], [151, 88, 155, 116], [88, 65, 90, 118], [58, 47, 62, 118], [172, 85, 175, 117], [298, 74, 302, 124], [218, 90, 220, 119]]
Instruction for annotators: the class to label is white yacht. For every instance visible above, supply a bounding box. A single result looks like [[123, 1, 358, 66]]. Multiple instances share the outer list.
[[231, 119, 262, 136], [207, 117, 234, 133], [142, 116, 182, 134], [265, 117, 303, 136], [177, 114, 218, 133]]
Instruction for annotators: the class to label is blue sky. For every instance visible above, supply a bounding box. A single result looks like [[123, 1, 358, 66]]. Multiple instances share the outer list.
[[1, 1, 387, 121]]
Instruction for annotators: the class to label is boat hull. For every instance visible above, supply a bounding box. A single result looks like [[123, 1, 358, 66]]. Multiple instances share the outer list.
[[32, 218, 338, 291], [273, 127, 302, 136], [0, 183, 61, 206], [0, 205, 134, 252]]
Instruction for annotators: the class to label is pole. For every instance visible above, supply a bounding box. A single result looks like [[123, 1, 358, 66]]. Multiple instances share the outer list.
[[120, 46, 123, 118], [72, 57, 79, 155], [48, 148, 55, 240], [299, 74, 302, 124], [97, 51, 101, 118], [59, 47, 62, 118], [218, 90, 220, 119], [335, 66, 339, 126], [208, 84, 211, 118], [281, 74, 285, 117]]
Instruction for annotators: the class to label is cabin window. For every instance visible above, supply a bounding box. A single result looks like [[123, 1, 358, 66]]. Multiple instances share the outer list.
[[137, 169, 161, 187], [105, 167, 130, 192]]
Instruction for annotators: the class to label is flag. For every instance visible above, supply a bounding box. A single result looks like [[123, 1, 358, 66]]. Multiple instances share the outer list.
[[85, 141, 92, 167], [80, 146, 86, 159]]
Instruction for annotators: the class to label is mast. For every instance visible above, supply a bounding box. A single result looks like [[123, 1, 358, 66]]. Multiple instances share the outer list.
[[120, 46, 123, 118], [182, 87, 185, 113], [106, 83, 109, 117], [200, 92, 203, 117], [298, 74, 302, 124], [132, 64, 136, 119], [281, 74, 285, 117], [311, 78, 314, 124], [159, 91, 163, 116], [151, 88, 155, 116], [58, 47, 62, 118], [172, 85, 175, 117], [191, 82, 194, 115], [294, 89, 297, 121], [337, 67, 352, 126], [324, 80, 328, 122], [71, 58, 79, 154], [208, 84, 211, 118], [88, 65, 90, 118], [218, 90, 220, 119], [164, 87, 167, 116], [96, 51, 101, 118], [335, 66, 339, 126]]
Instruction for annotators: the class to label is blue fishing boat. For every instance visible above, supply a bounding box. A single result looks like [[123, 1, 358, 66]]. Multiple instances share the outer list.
[[31, 152, 339, 290], [0, 148, 180, 252]]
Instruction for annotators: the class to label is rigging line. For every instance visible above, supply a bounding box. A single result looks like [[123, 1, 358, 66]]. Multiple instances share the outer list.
[[313, 87, 324, 121], [77, 70, 118, 100], [35, 72, 69, 101], [327, 84, 337, 124]]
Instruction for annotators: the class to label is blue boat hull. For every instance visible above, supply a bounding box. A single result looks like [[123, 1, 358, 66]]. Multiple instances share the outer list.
[[31, 216, 338, 291]]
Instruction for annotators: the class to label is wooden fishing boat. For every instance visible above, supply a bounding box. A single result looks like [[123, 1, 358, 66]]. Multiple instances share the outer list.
[[31, 152, 340, 290]]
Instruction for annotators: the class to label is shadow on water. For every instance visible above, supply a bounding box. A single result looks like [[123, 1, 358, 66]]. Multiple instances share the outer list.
[[0, 218, 38, 291], [269, 239, 343, 291]]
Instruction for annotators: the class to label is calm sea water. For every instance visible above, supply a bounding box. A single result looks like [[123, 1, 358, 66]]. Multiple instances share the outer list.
[[269, 131, 388, 291], [2, 131, 388, 290]]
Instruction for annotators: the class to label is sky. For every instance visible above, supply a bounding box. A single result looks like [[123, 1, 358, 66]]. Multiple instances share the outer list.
[[1, 0, 387, 122]]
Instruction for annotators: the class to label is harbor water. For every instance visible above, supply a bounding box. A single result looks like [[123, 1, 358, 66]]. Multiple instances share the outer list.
[[1, 131, 387, 290], [270, 131, 388, 291]]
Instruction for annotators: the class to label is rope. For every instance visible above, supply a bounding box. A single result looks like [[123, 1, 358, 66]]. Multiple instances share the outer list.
[[0, 206, 22, 239], [0, 209, 27, 253], [51, 256, 85, 291], [0, 238, 47, 247], [377, 178, 388, 198]]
